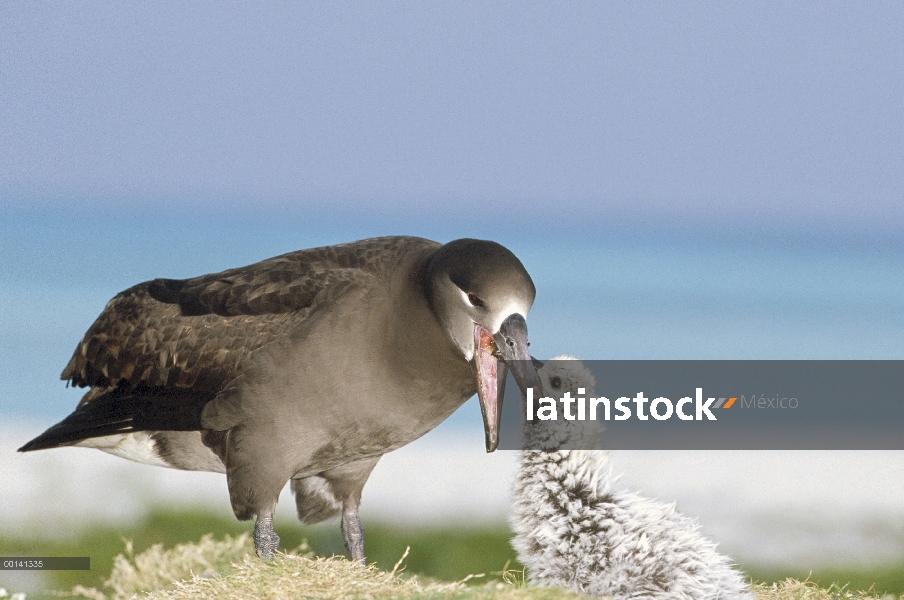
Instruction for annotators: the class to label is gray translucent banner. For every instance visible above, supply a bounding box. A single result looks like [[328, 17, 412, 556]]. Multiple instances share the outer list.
[[497, 360, 904, 450]]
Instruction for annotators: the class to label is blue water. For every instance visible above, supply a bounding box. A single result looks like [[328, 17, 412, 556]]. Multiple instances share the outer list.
[[2, 210, 902, 425]]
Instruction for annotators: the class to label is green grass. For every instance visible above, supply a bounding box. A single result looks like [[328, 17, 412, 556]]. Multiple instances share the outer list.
[[0, 509, 901, 598]]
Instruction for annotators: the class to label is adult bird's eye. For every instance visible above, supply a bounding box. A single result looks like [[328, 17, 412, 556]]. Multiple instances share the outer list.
[[467, 293, 484, 308], [550, 376, 562, 389]]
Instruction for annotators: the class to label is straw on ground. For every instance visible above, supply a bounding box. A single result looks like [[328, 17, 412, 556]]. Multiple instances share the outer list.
[[63, 535, 891, 600]]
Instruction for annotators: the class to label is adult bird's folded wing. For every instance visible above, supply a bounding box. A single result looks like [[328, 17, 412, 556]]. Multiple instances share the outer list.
[[60, 244, 390, 396]]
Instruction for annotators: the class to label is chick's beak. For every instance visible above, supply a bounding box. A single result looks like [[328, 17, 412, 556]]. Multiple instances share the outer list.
[[493, 313, 543, 396]]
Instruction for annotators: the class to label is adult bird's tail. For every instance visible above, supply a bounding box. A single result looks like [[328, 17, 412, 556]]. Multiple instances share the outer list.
[[18, 386, 214, 452]]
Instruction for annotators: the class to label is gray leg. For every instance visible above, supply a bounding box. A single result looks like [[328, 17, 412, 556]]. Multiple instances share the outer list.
[[340, 494, 365, 563], [253, 510, 280, 560]]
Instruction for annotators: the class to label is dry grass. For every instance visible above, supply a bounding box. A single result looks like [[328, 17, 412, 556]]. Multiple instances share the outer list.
[[753, 579, 892, 600], [64, 535, 579, 600], [60, 535, 893, 600], [751, 579, 895, 600], [66, 534, 251, 600]]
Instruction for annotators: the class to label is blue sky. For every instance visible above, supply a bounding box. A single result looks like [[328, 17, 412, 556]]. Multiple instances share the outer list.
[[1, 2, 902, 236]]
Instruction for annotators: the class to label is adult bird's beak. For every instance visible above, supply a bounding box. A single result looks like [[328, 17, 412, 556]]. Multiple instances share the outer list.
[[473, 313, 543, 453]]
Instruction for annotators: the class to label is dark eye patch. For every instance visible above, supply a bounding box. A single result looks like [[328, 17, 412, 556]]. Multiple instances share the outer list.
[[549, 376, 562, 389], [467, 293, 485, 308]]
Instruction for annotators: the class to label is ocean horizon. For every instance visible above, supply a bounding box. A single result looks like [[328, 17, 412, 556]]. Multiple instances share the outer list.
[[3, 211, 902, 421]]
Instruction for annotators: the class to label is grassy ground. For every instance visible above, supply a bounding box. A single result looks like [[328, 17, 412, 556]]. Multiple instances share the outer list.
[[7, 533, 894, 600], [0, 509, 900, 598]]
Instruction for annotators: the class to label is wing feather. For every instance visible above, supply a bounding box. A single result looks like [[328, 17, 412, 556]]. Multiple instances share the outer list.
[[62, 237, 436, 396]]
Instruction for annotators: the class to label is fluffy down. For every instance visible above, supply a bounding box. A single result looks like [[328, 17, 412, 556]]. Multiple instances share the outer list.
[[511, 356, 752, 600]]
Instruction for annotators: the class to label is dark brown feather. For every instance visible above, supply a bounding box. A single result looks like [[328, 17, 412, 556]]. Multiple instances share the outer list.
[[17, 385, 215, 452], [60, 236, 438, 397]]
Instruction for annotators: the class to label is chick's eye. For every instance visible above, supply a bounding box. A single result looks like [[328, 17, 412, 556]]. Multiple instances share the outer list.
[[550, 376, 562, 389], [467, 293, 485, 308]]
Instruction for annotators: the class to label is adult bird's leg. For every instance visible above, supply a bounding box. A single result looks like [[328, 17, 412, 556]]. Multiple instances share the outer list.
[[341, 494, 365, 563], [253, 507, 280, 560]]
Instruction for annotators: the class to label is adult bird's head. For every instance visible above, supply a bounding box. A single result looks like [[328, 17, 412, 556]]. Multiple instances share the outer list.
[[426, 238, 543, 452]]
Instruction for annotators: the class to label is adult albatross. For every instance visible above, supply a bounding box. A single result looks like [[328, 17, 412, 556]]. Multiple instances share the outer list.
[[19, 236, 542, 561]]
